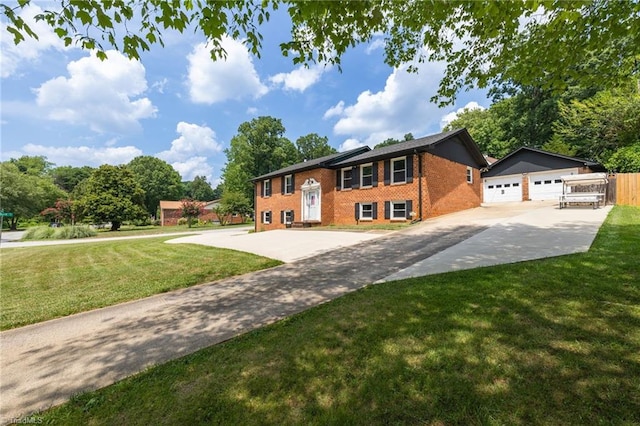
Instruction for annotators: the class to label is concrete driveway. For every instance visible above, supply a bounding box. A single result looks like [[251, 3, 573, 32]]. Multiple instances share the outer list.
[[0, 202, 612, 422]]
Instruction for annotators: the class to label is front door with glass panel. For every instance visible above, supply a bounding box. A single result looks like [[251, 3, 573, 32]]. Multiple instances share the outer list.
[[303, 188, 320, 221]]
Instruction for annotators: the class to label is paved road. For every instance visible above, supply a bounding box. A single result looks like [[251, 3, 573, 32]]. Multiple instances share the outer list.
[[0, 202, 611, 422]]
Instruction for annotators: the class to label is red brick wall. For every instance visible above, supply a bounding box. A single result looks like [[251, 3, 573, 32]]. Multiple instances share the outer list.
[[333, 159, 419, 225], [161, 208, 244, 226], [421, 153, 482, 217], [255, 169, 336, 232], [254, 153, 483, 231]]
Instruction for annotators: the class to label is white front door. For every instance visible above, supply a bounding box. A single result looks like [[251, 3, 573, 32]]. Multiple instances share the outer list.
[[303, 188, 320, 221]]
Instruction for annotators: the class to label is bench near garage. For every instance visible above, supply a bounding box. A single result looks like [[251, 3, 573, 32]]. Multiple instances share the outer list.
[[559, 173, 608, 209]]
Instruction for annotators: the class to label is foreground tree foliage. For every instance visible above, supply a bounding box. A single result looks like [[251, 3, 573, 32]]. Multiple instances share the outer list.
[[75, 165, 147, 231], [2, 1, 637, 104]]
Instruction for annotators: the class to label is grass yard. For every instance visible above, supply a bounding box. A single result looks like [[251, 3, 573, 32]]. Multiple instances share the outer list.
[[0, 238, 281, 330], [91, 222, 251, 238], [35, 206, 640, 424]]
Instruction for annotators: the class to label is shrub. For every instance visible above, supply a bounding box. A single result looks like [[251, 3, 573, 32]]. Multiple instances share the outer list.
[[56, 225, 97, 239], [21, 226, 55, 240], [21, 225, 97, 241], [177, 218, 188, 226]]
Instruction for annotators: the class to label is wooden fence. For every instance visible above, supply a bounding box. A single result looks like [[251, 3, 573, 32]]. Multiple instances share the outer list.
[[615, 173, 640, 206]]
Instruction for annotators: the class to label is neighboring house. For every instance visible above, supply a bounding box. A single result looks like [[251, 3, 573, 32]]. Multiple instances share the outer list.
[[252, 128, 488, 231], [159, 200, 244, 226], [481, 147, 606, 203]]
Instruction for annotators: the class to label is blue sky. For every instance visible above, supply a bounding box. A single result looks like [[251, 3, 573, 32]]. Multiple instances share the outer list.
[[1, 3, 490, 185]]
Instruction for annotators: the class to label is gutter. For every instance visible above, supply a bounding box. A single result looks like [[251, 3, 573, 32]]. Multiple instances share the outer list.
[[416, 149, 423, 221]]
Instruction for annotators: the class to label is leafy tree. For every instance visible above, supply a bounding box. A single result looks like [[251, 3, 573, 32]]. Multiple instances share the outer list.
[[0, 162, 65, 230], [553, 88, 640, 162], [541, 136, 578, 157], [5, 2, 637, 104], [180, 199, 204, 228], [443, 107, 513, 158], [9, 155, 53, 176], [295, 133, 336, 161], [374, 133, 414, 149], [211, 183, 224, 200], [605, 143, 640, 173], [75, 165, 146, 231], [127, 156, 182, 217], [40, 199, 75, 225], [220, 191, 252, 224], [50, 165, 94, 193], [183, 176, 216, 201], [222, 116, 298, 204]]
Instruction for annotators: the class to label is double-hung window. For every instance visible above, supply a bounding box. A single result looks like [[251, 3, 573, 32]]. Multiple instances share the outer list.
[[341, 168, 352, 190], [284, 174, 293, 194], [263, 179, 271, 197], [392, 201, 406, 220], [361, 164, 373, 187], [360, 203, 373, 220], [391, 157, 406, 184], [466, 167, 473, 184], [262, 210, 271, 224]]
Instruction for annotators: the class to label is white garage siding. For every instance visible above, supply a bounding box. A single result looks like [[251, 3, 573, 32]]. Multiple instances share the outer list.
[[483, 176, 522, 203], [528, 168, 579, 201]]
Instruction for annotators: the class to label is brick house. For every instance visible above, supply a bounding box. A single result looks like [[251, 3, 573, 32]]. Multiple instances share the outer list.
[[159, 200, 244, 226], [252, 128, 488, 231]]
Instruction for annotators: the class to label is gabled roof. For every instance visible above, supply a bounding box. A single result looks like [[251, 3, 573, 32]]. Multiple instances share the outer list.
[[159, 200, 182, 210], [482, 146, 605, 177], [252, 146, 371, 181], [331, 128, 487, 168]]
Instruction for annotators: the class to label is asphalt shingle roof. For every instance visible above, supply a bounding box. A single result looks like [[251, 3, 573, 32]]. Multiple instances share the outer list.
[[252, 146, 370, 181], [331, 128, 482, 167]]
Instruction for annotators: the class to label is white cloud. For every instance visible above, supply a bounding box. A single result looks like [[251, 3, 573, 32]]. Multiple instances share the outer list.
[[246, 106, 258, 115], [187, 37, 268, 104], [0, 4, 71, 78], [440, 101, 485, 129], [34, 50, 157, 133], [20, 143, 143, 167], [323, 100, 345, 119], [365, 38, 385, 55], [157, 122, 222, 163], [269, 64, 327, 92], [170, 157, 214, 182], [151, 78, 168, 94], [338, 138, 366, 152], [326, 62, 447, 146]]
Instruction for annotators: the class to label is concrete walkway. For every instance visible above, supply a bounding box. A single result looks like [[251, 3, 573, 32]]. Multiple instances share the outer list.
[[0, 202, 611, 422]]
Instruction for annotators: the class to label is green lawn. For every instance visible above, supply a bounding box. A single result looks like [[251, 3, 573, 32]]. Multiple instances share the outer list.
[[91, 221, 251, 238], [38, 206, 640, 425], [0, 237, 281, 330]]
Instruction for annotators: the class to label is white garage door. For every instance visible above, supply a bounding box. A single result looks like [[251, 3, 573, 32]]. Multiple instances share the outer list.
[[528, 168, 578, 201], [483, 176, 522, 203]]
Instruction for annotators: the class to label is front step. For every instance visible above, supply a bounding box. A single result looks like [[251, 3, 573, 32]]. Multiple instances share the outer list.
[[291, 221, 321, 228]]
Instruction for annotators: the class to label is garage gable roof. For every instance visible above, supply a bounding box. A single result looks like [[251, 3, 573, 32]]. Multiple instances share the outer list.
[[482, 147, 605, 177]]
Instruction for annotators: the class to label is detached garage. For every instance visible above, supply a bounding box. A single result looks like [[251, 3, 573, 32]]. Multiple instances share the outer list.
[[482, 147, 605, 203]]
